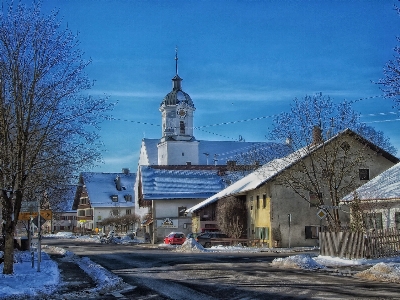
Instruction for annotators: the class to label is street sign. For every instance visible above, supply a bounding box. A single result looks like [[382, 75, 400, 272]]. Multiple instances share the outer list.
[[317, 209, 326, 220], [32, 216, 47, 227], [18, 210, 52, 221]]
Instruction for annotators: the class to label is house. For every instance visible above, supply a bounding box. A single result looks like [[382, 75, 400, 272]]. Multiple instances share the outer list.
[[187, 128, 399, 248], [137, 165, 229, 241], [134, 52, 288, 242], [73, 169, 135, 234], [341, 161, 400, 230], [50, 185, 78, 233]]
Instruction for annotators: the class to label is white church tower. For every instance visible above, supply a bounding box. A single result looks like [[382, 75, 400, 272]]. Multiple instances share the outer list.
[[157, 50, 199, 165]]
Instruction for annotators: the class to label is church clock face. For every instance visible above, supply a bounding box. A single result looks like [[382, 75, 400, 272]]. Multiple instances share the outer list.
[[177, 108, 187, 118]]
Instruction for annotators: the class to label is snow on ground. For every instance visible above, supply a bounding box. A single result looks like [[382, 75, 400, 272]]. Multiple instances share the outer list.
[[1, 232, 400, 299]]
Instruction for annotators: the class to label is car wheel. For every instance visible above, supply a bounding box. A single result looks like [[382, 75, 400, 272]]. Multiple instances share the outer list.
[[205, 242, 211, 248]]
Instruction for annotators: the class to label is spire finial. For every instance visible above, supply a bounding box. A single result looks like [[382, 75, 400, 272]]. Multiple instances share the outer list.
[[175, 46, 178, 75]]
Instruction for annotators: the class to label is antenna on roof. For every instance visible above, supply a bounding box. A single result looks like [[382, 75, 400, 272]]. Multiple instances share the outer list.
[[175, 46, 179, 75]]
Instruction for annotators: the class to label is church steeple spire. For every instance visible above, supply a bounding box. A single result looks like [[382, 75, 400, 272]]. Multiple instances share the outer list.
[[175, 46, 179, 75], [172, 47, 182, 91]]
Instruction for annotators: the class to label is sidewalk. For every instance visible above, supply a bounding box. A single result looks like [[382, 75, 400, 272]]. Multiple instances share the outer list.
[[40, 246, 130, 300]]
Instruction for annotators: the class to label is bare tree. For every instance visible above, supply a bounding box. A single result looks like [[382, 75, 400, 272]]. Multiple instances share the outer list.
[[102, 214, 140, 233], [119, 214, 140, 233], [217, 196, 246, 238], [269, 94, 396, 230], [0, 2, 112, 274], [224, 143, 290, 185], [378, 4, 400, 108]]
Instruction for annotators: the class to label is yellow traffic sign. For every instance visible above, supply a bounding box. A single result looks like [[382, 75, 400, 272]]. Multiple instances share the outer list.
[[317, 209, 326, 220], [18, 210, 52, 221]]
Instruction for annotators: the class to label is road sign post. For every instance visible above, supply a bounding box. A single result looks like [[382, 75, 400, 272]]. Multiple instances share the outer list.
[[288, 214, 292, 248]]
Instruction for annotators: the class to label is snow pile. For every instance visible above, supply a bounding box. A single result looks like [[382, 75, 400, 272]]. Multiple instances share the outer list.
[[355, 262, 400, 283], [175, 238, 206, 252], [44, 232, 140, 244], [45, 246, 125, 293], [272, 254, 325, 270], [0, 251, 60, 299]]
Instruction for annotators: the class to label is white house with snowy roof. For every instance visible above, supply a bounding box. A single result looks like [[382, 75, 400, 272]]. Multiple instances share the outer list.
[[134, 52, 288, 242], [73, 169, 135, 234], [341, 162, 400, 230]]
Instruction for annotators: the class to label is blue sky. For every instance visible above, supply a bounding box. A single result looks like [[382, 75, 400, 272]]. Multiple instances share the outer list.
[[40, 0, 400, 173]]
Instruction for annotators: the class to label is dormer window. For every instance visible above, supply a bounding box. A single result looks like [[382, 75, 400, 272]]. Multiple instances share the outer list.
[[124, 194, 132, 202], [111, 195, 118, 202]]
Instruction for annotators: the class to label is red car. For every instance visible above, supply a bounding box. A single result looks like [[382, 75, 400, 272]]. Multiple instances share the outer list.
[[164, 232, 186, 245]]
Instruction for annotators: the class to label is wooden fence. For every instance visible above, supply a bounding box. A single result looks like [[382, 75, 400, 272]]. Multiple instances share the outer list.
[[320, 228, 400, 259]]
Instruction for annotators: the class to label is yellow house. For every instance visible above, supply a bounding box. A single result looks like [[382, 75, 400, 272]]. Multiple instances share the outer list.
[[187, 129, 399, 248]]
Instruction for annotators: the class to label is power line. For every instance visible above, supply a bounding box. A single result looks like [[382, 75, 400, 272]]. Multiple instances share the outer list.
[[106, 96, 400, 130], [106, 117, 161, 127]]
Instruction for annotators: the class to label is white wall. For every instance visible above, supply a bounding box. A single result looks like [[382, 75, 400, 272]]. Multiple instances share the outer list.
[[157, 140, 199, 165]]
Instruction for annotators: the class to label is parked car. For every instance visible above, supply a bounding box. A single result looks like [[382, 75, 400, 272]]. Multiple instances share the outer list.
[[164, 232, 186, 245], [196, 232, 229, 248], [186, 232, 203, 240]]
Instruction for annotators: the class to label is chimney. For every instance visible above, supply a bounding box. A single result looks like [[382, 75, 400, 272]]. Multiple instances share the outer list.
[[115, 175, 122, 191], [312, 126, 323, 145], [122, 168, 129, 175]]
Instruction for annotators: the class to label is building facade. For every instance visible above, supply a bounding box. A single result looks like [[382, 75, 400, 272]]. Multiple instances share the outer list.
[[73, 170, 136, 234], [188, 129, 399, 247]]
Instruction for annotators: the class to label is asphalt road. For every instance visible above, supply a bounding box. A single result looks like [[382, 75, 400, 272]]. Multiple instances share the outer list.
[[43, 238, 400, 300]]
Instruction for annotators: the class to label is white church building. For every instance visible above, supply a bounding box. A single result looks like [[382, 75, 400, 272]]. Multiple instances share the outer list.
[[134, 52, 287, 243]]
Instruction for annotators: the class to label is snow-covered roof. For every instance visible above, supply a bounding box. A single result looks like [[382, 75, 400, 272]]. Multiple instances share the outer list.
[[141, 138, 286, 165], [186, 146, 305, 212], [54, 185, 77, 212], [81, 172, 136, 208], [140, 166, 226, 200], [342, 162, 400, 202]]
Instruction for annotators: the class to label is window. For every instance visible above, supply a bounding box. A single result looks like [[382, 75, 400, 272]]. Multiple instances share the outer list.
[[395, 212, 400, 230], [111, 195, 118, 202], [359, 169, 370, 180], [178, 206, 187, 217], [309, 192, 322, 207], [363, 212, 383, 230], [80, 197, 88, 205], [180, 121, 185, 134], [111, 209, 119, 216], [255, 227, 269, 240], [126, 209, 131, 215], [305, 226, 320, 239], [78, 210, 85, 217], [262, 194, 267, 209], [256, 195, 260, 209], [124, 194, 132, 202], [85, 209, 92, 216]]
